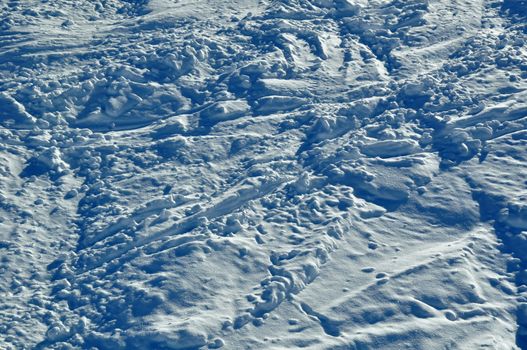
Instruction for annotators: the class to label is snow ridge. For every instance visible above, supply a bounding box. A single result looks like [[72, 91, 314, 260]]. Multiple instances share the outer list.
[[1, 0, 527, 349]]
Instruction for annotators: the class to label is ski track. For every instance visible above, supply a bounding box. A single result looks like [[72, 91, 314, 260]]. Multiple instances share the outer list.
[[1, 0, 527, 349]]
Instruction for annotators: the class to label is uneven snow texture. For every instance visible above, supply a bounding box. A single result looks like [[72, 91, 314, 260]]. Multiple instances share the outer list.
[[1, 0, 527, 349]]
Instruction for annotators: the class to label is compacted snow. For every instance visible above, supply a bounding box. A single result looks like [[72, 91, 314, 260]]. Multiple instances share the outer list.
[[1, 0, 527, 349]]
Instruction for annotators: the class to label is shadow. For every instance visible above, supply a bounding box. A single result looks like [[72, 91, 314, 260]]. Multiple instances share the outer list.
[[502, 0, 527, 18]]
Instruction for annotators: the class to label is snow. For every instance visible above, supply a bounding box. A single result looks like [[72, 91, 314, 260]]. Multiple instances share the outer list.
[[1, 0, 527, 349]]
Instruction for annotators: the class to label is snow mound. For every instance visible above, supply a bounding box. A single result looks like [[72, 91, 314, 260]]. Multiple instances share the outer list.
[[1, 0, 526, 349]]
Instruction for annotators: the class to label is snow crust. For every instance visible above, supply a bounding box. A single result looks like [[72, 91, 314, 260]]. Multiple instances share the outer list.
[[1, 0, 527, 349]]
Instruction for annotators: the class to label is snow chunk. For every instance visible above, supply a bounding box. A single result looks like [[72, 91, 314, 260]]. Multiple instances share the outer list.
[[333, 0, 363, 17], [257, 79, 311, 97], [200, 100, 250, 123], [21, 147, 69, 178], [104, 94, 142, 118], [500, 199, 527, 230], [360, 139, 420, 158], [0, 93, 36, 128], [255, 95, 306, 114]]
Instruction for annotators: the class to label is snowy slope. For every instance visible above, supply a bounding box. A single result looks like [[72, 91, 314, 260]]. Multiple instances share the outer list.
[[1, 0, 527, 349]]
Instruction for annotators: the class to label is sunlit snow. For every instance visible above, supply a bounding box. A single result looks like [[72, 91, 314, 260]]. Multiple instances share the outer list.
[[1, 0, 527, 349]]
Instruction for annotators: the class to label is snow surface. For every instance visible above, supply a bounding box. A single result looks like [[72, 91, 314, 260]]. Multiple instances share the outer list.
[[1, 0, 527, 349]]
